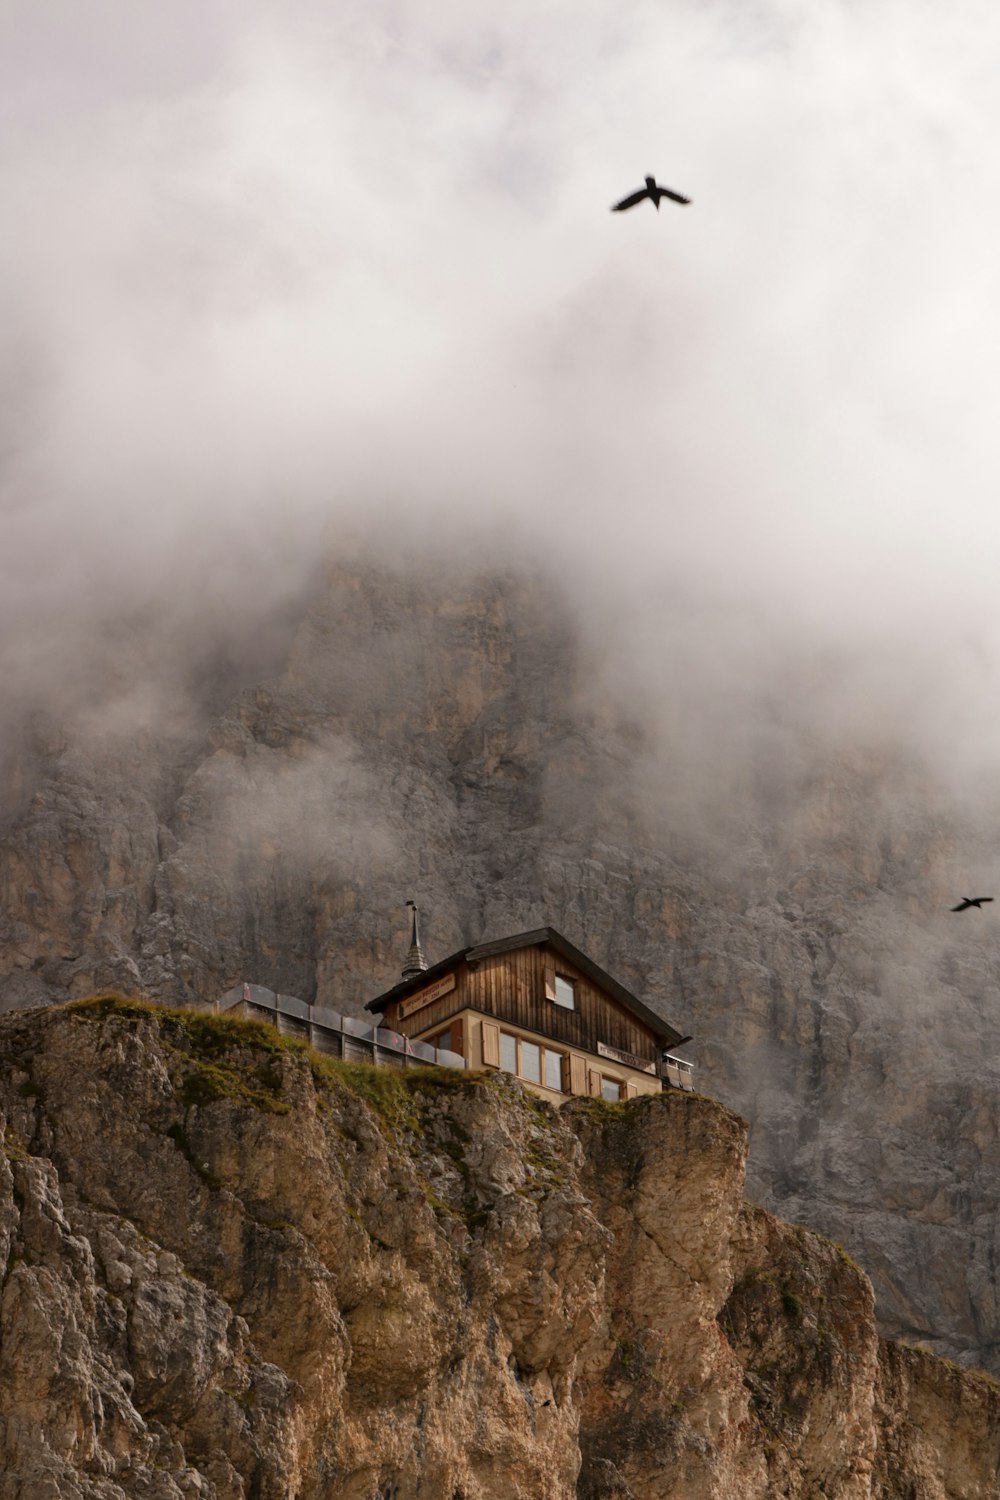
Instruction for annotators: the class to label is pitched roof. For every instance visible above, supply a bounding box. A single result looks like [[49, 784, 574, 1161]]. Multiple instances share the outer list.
[[365, 925, 687, 1047]]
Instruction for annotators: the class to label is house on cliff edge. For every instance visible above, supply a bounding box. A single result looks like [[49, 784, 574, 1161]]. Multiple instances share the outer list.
[[364, 913, 693, 1104], [222, 912, 694, 1101]]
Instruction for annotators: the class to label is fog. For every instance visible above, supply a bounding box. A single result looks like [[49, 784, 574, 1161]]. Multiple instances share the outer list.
[[4, 0, 1000, 785]]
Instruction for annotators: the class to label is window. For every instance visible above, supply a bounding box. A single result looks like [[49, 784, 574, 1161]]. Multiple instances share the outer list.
[[520, 1040, 541, 1084], [425, 1023, 462, 1055], [500, 1031, 517, 1074], [554, 975, 575, 1010], [601, 1077, 622, 1103], [544, 1048, 562, 1091]]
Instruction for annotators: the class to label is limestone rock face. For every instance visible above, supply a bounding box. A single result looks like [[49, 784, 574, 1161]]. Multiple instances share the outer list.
[[873, 1340, 1000, 1500], [1, 1000, 997, 1499], [2, 556, 1000, 1379]]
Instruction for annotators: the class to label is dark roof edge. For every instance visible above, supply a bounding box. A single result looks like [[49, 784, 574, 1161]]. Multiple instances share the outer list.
[[535, 928, 683, 1044], [364, 946, 472, 1013], [365, 925, 685, 1047], [464, 928, 552, 962]]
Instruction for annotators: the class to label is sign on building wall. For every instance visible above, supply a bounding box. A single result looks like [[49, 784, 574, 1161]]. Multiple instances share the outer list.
[[597, 1041, 657, 1075], [399, 972, 457, 1019]]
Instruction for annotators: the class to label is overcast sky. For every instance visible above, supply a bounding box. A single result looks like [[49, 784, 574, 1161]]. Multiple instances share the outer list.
[[4, 0, 1000, 775]]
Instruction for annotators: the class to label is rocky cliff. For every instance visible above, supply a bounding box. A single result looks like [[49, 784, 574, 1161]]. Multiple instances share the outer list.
[[2, 998, 998, 1500], [2, 553, 1000, 1383]]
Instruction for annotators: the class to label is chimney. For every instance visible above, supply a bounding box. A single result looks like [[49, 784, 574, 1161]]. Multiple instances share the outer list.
[[401, 900, 429, 978]]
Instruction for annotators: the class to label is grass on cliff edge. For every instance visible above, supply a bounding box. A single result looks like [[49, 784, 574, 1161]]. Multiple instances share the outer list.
[[66, 994, 305, 1113], [66, 994, 299, 1055], [63, 994, 493, 1130]]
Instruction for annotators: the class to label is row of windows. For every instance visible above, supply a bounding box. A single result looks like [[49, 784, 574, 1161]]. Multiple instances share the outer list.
[[424, 1015, 632, 1101], [498, 1029, 623, 1100], [500, 1031, 562, 1089]]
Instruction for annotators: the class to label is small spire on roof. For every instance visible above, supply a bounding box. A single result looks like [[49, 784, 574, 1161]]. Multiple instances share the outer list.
[[401, 900, 429, 978]]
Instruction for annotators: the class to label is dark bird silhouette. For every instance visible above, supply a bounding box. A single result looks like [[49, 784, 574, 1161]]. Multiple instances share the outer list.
[[950, 896, 994, 912], [612, 175, 690, 212]]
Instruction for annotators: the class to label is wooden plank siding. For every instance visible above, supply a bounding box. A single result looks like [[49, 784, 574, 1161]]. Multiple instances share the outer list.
[[380, 965, 473, 1039], [381, 941, 659, 1064]]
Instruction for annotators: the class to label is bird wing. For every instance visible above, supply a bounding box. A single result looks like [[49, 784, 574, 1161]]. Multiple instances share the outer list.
[[951, 900, 972, 911], [611, 188, 650, 212], [659, 187, 691, 204], [979, 897, 995, 903]]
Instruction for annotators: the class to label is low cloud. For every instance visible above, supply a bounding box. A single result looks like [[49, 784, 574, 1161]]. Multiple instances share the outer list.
[[187, 732, 400, 876], [3, 0, 1000, 799]]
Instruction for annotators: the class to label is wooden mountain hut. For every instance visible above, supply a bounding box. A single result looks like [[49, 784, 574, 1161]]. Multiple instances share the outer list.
[[365, 916, 693, 1104]]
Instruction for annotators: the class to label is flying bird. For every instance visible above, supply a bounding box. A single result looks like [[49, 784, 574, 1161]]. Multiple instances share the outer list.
[[611, 176, 691, 213], [950, 897, 994, 912]]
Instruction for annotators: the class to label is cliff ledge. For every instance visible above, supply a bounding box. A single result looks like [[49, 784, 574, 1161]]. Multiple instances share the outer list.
[[0, 999, 996, 1499]]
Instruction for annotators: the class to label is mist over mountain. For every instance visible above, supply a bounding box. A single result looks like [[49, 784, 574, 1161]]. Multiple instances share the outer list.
[[5, 0, 1000, 1428], [7, 1, 1000, 711]]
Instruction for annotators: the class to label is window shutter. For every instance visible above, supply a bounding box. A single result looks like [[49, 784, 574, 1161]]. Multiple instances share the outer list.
[[544, 953, 557, 1002], [450, 1020, 464, 1056], [588, 1068, 603, 1098], [624, 1080, 639, 1100], [569, 1054, 587, 1096], [481, 1021, 500, 1069]]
